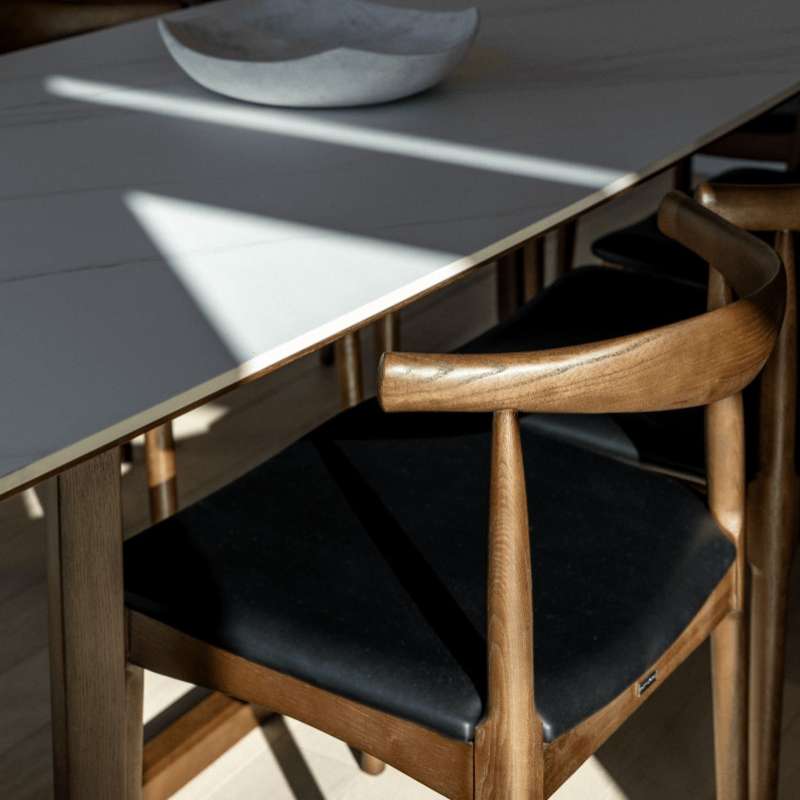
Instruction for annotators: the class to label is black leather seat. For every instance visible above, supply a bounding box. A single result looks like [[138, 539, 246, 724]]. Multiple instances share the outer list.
[[462, 266, 708, 475], [593, 168, 800, 288], [125, 399, 734, 744], [592, 213, 708, 287]]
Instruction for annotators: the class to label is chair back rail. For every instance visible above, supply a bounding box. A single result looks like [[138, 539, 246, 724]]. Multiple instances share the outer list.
[[377, 191, 785, 799], [379, 194, 784, 417], [697, 183, 798, 551], [697, 182, 799, 800]]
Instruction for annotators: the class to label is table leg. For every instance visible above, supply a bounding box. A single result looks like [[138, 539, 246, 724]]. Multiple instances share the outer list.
[[145, 422, 178, 523], [521, 238, 545, 302], [497, 239, 545, 323], [46, 449, 127, 798], [335, 331, 364, 409], [374, 311, 400, 355], [496, 253, 522, 321], [748, 228, 798, 800], [141, 423, 287, 796], [127, 665, 145, 800], [554, 221, 576, 278]]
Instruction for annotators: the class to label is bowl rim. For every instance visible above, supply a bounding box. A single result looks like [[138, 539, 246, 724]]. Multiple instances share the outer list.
[[158, 1, 480, 65]]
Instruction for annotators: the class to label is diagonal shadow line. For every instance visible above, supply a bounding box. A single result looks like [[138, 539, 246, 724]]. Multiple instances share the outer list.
[[312, 433, 487, 698], [261, 716, 327, 800]]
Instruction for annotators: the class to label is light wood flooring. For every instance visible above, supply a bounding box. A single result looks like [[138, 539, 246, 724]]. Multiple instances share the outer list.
[[1, 163, 798, 799]]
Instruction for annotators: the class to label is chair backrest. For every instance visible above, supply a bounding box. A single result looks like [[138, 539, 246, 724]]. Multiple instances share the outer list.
[[696, 181, 799, 604], [379, 192, 785, 417], [695, 185, 798, 466], [377, 192, 786, 798]]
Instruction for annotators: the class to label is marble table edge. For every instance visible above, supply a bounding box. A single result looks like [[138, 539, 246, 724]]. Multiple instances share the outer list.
[[2, 76, 799, 501]]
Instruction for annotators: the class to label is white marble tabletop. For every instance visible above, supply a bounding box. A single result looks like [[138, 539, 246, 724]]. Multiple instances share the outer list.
[[2, 0, 800, 497]]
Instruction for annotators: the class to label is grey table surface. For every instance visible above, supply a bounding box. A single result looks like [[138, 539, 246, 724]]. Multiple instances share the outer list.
[[2, 0, 800, 497]]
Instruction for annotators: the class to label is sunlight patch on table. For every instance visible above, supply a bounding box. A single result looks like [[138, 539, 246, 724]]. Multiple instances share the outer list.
[[125, 190, 453, 362], [46, 75, 631, 191]]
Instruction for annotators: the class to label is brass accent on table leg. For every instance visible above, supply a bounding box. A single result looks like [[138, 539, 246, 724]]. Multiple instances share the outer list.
[[335, 331, 364, 409], [374, 311, 401, 355], [522, 238, 545, 301]]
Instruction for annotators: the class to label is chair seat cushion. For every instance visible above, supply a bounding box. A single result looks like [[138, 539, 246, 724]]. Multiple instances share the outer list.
[[592, 168, 800, 287], [125, 402, 734, 744], [461, 266, 708, 475]]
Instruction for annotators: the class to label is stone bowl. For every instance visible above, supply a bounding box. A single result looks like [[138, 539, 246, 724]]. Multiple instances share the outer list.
[[158, 0, 480, 108]]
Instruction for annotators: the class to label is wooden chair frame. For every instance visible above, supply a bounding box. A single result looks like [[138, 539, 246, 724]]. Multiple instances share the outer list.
[[697, 183, 799, 800], [492, 184, 798, 798], [118, 192, 784, 799]]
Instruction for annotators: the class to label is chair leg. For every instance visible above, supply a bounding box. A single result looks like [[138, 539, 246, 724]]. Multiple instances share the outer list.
[[145, 422, 178, 522], [748, 558, 793, 800], [351, 326, 387, 779], [747, 227, 797, 800], [711, 610, 748, 800], [358, 752, 386, 775], [374, 311, 400, 355], [747, 471, 797, 800], [335, 331, 364, 409], [126, 665, 145, 800]]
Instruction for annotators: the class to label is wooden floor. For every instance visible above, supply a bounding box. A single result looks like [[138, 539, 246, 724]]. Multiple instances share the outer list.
[[1, 163, 798, 799]]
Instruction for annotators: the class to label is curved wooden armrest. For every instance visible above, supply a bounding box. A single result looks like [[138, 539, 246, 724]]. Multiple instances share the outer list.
[[379, 192, 785, 415], [697, 181, 800, 232]]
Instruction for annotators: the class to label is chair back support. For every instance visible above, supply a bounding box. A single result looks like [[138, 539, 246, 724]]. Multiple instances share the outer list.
[[379, 193, 785, 416], [697, 182, 799, 621], [377, 193, 786, 799]]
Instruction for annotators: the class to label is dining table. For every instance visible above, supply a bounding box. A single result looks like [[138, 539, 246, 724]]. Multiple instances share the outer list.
[[2, 0, 800, 797]]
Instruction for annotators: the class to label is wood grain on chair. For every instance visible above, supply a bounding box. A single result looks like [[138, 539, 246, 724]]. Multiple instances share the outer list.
[[120, 192, 784, 799]]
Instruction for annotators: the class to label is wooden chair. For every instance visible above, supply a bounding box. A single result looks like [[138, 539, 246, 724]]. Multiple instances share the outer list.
[[113, 192, 782, 799], [557, 96, 800, 281], [586, 95, 800, 286], [459, 183, 799, 800]]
